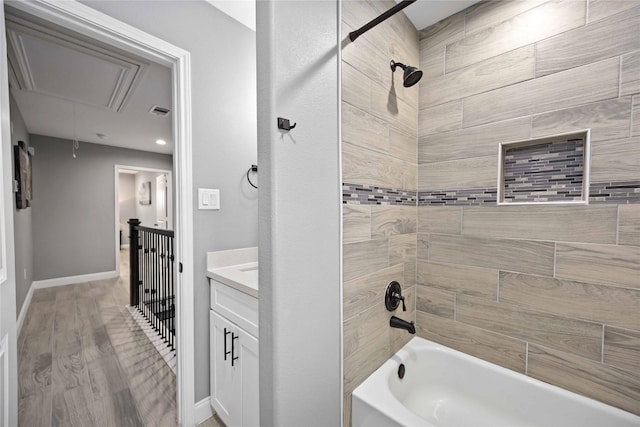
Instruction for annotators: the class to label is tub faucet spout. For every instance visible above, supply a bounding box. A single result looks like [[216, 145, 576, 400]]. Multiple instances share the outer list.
[[390, 315, 415, 334]]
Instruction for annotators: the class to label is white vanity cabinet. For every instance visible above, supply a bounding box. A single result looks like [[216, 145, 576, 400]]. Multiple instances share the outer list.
[[209, 309, 258, 427], [207, 248, 259, 426], [207, 245, 259, 427]]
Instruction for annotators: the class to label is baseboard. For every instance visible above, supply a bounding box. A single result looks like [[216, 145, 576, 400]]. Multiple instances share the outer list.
[[16, 282, 34, 335], [32, 270, 118, 289], [194, 396, 214, 425]]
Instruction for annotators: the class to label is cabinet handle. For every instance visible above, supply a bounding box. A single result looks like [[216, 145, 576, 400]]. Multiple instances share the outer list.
[[224, 328, 231, 361], [231, 332, 239, 367]]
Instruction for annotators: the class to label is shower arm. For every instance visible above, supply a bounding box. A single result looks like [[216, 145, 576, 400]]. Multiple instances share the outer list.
[[348, 0, 417, 42]]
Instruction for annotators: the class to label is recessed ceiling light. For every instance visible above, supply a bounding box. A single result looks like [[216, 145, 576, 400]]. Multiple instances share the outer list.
[[156, 139, 167, 145]]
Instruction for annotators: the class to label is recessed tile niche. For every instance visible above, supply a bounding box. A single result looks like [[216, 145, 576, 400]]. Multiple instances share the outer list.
[[498, 130, 591, 205]]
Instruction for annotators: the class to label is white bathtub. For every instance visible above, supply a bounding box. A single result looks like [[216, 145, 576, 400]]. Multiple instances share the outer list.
[[352, 337, 640, 427]]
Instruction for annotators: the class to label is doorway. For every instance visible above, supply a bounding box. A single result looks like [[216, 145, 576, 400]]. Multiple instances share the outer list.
[[115, 165, 173, 276], [3, 1, 195, 424]]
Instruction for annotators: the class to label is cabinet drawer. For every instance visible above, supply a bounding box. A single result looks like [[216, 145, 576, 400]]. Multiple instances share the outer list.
[[210, 279, 258, 338]]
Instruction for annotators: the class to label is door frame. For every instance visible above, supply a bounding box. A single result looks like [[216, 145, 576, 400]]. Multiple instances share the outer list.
[[114, 165, 173, 277], [5, 1, 196, 424]]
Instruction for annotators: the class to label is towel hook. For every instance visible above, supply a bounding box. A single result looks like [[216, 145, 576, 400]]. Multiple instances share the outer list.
[[277, 117, 296, 131]]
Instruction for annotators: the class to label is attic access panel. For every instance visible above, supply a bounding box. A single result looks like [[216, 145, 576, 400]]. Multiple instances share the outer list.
[[498, 130, 591, 205]]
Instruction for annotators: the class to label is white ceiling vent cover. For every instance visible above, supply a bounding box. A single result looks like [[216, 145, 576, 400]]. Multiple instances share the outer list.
[[6, 15, 147, 113], [149, 105, 171, 117]]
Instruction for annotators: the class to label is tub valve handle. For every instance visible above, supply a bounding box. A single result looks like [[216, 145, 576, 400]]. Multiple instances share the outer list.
[[385, 281, 406, 312], [393, 292, 406, 311]]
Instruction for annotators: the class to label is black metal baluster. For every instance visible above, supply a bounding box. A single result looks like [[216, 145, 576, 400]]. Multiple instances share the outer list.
[[145, 230, 149, 321], [128, 219, 140, 306], [128, 224, 176, 351], [154, 232, 158, 332], [170, 235, 174, 350], [163, 235, 168, 345]]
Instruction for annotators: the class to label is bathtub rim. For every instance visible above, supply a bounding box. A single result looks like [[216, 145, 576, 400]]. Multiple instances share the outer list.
[[351, 336, 640, 426]]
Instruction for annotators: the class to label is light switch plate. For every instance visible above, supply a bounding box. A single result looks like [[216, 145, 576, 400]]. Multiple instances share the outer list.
[[198, 188, 220, 210]]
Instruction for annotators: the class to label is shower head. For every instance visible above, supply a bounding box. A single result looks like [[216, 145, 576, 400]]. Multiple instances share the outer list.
[[390, 60, 423, 88]]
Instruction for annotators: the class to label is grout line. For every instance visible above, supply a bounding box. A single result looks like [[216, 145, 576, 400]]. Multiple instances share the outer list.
[[453, 293, 457, 321], [442, 45, 447, 76], [601, 324, 606, 363], [553, 242, 557, 278], [616, 205, 621, 245], [585, 0, 590, 24], [618, 56, 623, 99], [630, 96, 635, 137]]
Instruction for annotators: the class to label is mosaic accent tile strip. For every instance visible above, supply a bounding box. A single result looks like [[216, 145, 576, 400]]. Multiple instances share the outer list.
[[418, 188, 498, 206], [345, 181, 639, 206], [503, 138, 585, 203], [342, 183, 417, 205], [589, 181, 640, 204]]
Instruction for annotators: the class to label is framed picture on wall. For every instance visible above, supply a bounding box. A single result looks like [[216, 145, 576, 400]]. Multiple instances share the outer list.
[[13, 140, 32, 210], [139, 181, 151, 205]]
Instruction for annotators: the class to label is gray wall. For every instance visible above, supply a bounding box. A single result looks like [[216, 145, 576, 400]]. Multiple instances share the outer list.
[[257, 1, 342, 425], [10, 94, 33, 317], [82, 1, 258, 401], [30, 135, 172, 280], [118, 173, 135, 233]]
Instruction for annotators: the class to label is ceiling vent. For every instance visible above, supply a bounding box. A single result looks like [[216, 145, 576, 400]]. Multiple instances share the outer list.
[[149, 105, 171, 117]]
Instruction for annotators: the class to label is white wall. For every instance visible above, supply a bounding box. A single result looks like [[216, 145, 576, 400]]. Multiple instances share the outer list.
[[82, 0, 258, 402], [134, 171, 164, 227], [257, 1, 342, 425]]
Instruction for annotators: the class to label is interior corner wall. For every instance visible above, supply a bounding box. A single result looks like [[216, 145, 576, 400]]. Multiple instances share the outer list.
[[10, 93, 33, 317], [30, 135, 172, 281], [416, 0, 640, 416], [81, 0, 258, 402]]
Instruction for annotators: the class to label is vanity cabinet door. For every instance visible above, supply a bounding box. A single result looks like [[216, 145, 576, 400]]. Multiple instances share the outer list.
[[210, 310, 259, 427], [210, 311, 241, 426], [238, 325, 258, 427]]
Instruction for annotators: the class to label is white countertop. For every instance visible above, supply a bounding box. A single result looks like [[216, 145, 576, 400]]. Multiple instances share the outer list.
[[207, 247, 258, 298]]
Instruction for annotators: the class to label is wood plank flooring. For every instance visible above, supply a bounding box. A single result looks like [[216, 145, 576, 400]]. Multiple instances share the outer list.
[[18, 249, 182, 426]]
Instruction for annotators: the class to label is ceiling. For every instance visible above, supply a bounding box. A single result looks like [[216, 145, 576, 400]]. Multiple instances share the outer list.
[[397, 0, 481, 31], [4, 1, 477, 158], [6, 10, 173, 155]]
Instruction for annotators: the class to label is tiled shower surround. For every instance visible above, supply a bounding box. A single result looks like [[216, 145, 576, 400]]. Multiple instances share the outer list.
[[343, 0, 640, 424]]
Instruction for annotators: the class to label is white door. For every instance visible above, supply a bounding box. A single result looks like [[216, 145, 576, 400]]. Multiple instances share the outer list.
[[0, 3, 19, 425]]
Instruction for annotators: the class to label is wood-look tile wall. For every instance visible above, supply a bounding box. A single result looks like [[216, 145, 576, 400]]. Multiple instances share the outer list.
[[341, 2, 419, 425], [417, 0, 640, 416]]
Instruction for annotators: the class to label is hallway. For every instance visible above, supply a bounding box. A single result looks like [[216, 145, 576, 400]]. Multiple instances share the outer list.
[[17, 250, 177, 426]]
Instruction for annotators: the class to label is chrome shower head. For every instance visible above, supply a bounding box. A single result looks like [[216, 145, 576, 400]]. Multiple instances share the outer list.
[[390, 60, 423, 87]]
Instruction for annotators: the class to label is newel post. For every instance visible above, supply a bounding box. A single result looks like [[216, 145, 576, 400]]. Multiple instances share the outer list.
[[128, 218, 141, 306]]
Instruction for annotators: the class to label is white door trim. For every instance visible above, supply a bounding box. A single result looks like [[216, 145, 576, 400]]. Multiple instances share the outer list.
[[6, 1, 196, 424], [114, 164, 173, 277]]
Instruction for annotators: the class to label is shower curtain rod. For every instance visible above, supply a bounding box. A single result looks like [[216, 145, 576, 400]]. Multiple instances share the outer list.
[[348, 0, 417, 42]]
